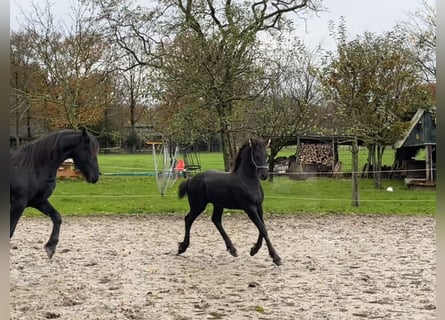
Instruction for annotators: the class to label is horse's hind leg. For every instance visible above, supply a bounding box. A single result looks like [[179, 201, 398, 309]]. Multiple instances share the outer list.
[[178, 206, 204, 255], [245, 205, 282, 266], [33, 200, 62, 258], [211, 206, 237, 257]]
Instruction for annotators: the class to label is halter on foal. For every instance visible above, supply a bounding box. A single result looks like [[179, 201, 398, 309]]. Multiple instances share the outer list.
[[10, 128, 100, 258], [177, 137, 282, 266]]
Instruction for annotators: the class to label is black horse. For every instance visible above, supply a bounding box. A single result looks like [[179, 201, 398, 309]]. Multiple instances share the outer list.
[[10, 128, 100, 258], [177, 137, 282, 266]]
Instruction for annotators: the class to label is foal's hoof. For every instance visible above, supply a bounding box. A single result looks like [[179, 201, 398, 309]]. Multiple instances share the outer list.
[[250, 246, 260, 256], [228, 248, 238, 257], [273, 256, 282, 266], [44, 244, 56, 259], [177, 242, 187, 255]]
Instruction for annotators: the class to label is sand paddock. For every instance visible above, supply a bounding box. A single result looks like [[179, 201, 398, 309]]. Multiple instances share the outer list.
[[10, 214, 435, 319]]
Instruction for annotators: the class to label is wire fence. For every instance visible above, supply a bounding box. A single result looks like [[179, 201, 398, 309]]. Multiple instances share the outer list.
[[95, 145, 434, 183], [269, 167, 436, 178], [273, 145, 434, 180]]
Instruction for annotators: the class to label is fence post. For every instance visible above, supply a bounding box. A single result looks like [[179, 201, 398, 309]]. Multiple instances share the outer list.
[[351, 137, 360, 207]]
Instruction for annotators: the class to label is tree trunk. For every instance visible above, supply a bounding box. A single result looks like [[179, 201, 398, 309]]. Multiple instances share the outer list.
[[130, 98, 136, 134], [351, 138, 360, 207], [26, 107, 32, 139], [217, 102, 236, 171], [268, 145, 280, 182], [374, 144, 385, 189], [14, 71, 20, 147], [366, 145, 375, 178], [219, 127, 236, 172], [15, 101, 20, 148]]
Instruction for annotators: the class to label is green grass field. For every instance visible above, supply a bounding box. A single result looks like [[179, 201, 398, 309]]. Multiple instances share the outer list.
[[98, 151, 224, 174], [98, 146, 395, 175], [22, 151, 435, 217]]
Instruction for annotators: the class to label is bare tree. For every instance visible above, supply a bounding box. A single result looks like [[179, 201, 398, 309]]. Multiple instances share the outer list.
[[14, 0, 114, 130], [399, 0, 436, 83], [110, 38, 157, 150], [10, 31, 46, 146], [91, 0, 323, 170], [242, 39, 323, 179]]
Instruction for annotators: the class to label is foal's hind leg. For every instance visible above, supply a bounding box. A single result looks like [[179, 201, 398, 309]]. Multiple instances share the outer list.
[[33, 200, 62, 258], [245, 205, 282, 266], [178, 207, 204, 255], [211, 206, 237, 257]]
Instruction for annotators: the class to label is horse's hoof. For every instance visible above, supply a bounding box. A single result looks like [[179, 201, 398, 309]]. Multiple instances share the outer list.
[[228, 248, 238, 257], [273, 257, 282, 266], [44, 245, 55, 259], [177, 242, 187, 255], [250, 247, 259, 256]]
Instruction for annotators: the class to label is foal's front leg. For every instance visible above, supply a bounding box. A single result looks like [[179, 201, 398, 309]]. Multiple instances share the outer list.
[[245, 205, 282, 266], [33, 200, 62, 258], [211, 206, 237, 257], [250, 205, 264, 256]]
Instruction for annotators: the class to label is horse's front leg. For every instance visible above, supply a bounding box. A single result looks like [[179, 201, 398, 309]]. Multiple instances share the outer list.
[[250, 205, 264, 257], [245, 205, 282, 266], [10, 200, 26, 238], [33, 200, 62, 258], [251, 189, 266, 257], [211, 206, 237, 257], [250, 234, 263, 256]]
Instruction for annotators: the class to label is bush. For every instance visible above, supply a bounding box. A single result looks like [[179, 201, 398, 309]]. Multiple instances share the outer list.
[[125, 131, 141, 152]]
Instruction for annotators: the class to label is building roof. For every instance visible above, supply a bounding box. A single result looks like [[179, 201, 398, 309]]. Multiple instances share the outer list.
[[394, 108, 436, 149]]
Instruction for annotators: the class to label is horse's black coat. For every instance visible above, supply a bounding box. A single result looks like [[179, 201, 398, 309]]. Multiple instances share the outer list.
[[177, 137, 282, 266], [10, 128, 100, 258]]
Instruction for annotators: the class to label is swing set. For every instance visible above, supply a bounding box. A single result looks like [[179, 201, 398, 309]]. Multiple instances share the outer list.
[[145, 140, 201, 196]]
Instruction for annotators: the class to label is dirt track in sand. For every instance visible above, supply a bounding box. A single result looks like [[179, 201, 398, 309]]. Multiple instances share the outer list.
[[10, 214, 435, 320]]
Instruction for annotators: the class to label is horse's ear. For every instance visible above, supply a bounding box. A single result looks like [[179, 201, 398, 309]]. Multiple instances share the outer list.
[[80, 127, 90, 142], [248, 138, 252, 147]]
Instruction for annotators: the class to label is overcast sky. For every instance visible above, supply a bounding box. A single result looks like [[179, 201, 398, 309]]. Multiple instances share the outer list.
[[293, 0, 432, 50], [10, 0, 432, 51]]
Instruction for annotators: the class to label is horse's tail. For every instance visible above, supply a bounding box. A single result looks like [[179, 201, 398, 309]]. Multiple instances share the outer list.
[[178, 179, 189, 199]]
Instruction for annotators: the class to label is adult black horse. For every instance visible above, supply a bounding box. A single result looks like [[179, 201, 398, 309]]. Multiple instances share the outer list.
[[10, 128, 100, 258], [177, 137, 282, 266]]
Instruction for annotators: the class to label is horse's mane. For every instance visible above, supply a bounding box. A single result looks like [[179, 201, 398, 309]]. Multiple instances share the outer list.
[[10, 130, 98, 168], [231, 137, 265, 172]]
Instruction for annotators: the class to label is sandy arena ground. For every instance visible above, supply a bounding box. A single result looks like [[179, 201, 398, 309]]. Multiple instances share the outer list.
[[10, 214, 436, 320]]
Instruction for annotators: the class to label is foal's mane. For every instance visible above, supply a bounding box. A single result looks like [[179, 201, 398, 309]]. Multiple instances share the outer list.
[[10, 130, 98, 168], [231, 137, 265, 172]]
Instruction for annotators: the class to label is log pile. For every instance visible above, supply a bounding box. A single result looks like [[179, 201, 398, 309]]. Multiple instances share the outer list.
[[57, 159, 84, 180], [297, 143, 334, 169], [273, 142, 340, 179]]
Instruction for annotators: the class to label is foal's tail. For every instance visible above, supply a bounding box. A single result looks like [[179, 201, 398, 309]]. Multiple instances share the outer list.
[[178, 179, 189, 199]]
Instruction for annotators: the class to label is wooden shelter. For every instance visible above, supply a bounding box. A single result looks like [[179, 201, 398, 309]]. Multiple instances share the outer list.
[[392, 108, 436, 188], [273, 134, 365, 179]]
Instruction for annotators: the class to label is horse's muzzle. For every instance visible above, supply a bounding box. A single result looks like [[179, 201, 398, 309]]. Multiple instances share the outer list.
[[258, 168, 269, 180], [86, 172, 100, 183]]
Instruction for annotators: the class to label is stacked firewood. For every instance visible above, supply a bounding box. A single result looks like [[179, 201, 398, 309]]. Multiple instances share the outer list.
[[297, 143, 334, 167]]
